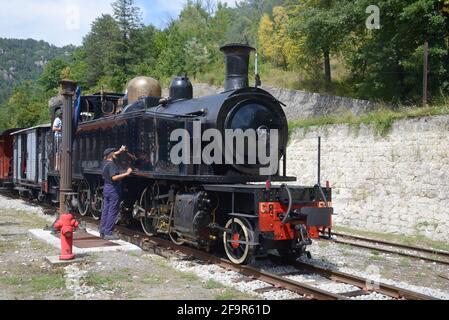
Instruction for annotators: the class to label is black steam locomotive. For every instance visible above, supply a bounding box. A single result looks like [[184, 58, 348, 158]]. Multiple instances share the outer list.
[[3, 44, 333, 264]]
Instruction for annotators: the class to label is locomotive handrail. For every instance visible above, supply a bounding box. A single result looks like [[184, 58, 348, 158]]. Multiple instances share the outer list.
[[225, 92, 286, 107], [281, 183, 293, 225], [314, 184, 329, 207], [77, 108, 202, 126]]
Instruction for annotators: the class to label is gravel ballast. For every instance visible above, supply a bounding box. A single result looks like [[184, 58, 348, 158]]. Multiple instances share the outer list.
[[2, 193, 449, 300]]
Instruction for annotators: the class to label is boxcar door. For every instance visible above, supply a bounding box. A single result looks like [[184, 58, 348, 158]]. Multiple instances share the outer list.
[[18, 135, 24, 180], [13, 137, 18, 182], [0, 137, 4, 180]]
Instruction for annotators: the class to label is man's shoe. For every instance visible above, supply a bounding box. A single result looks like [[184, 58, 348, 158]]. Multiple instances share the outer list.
[[103, 234, 120, 241]]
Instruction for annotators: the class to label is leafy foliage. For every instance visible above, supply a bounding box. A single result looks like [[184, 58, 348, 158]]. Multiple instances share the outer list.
[[0, 38, 74, 104], [1, 0, 449, 133]]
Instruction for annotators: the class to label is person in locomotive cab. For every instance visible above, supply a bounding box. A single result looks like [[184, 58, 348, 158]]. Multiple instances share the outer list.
[[52, 110, 62, 171], [99, 146, 133, 240]]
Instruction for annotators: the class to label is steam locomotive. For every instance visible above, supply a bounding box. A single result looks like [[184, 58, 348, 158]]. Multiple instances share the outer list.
[[0, 44, 333, 264]]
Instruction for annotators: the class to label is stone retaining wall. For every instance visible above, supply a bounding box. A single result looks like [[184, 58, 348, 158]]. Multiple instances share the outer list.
[[287, 115, 449, 242]]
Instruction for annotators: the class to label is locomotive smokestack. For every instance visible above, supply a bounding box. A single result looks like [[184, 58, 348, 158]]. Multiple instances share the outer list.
[[220, 44, 255, 91]]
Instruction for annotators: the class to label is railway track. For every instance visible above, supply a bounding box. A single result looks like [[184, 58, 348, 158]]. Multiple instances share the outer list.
[[0, 191, 439, 300], [326, 231, 449, 266], [78, 215, 437, 300]]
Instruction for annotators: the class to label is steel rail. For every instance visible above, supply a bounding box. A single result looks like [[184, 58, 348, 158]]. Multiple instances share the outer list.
[[327, 232, 449, 266], [109, 220, 436, 300], [111, 223, 346, 300], [269, 255, 437, 300], [332, 232, 449, 258], [64, 214, 348, 300]]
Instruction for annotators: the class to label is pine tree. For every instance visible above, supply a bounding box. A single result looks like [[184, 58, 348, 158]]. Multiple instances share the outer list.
[[111, 0, 143, 76], [83, 14, 121, 87]]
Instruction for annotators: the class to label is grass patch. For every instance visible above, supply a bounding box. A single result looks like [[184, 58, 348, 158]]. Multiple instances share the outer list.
[[0, 267, 66, 297], [399, 257, 412, 268], [317, 240, 330, 248], [127, 251, 140, 258], [140, 275, 163, 285], [30, 272, 66, 292], [0, 239, 20, 253], [177, 271, 199, 282], [144, 254, 168, 268], [289, 102, 449, 138], [0, 209, 50, 229], [215, 289, 240, 300], [213, 288, 256, 300], [333, 225, 449, 252], [29, 238, 54, 252], [203, 279, 223, 290], [369, 254, 385, 262], [84, 273, 129, 288]]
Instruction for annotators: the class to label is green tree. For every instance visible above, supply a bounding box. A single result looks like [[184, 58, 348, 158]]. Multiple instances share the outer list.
[[112, 0, 143, 77], [0, 82, 50, 132], [67, 48, 89, 88], [342, 0, 449, 102], [154, 23, 187, 80], [83, 14, 121, 87], [131, 25, 161, 77], [288, 0, 349, 86], [37, 58, 69, 91], [259, 6, 300, 70]]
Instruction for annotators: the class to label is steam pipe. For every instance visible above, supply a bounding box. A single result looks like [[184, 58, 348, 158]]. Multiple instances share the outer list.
[[59, 79, 77, 214]]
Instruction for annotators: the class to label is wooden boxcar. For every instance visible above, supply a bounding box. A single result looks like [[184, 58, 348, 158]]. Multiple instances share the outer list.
[[0, 128, 21, 188], [10, 124, 51, 199]]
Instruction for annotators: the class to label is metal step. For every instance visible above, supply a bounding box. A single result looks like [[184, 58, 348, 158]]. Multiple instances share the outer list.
[[14, 187, 30, 193]]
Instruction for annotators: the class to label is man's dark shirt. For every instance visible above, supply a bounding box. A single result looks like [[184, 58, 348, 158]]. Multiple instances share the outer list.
[[102, 160, 121, 187]]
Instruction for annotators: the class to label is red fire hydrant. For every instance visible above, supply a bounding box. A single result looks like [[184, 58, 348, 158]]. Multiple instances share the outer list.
[[53, 213, 79, 260]]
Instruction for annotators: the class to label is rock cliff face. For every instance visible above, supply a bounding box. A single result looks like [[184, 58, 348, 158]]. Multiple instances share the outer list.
[[262, 86, 376, 120], [0, 38, 74, 104], [187, 83, 376, 120], [287, 116, 449, 242]]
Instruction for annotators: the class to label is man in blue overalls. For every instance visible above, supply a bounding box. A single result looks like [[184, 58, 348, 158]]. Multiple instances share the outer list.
[[100, 146, 132, 240]]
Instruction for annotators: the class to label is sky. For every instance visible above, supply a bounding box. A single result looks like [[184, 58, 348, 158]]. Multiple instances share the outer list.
[[0, 0, 237, 47]]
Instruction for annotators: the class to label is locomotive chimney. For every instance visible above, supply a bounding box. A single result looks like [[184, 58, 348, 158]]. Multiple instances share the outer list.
[[220, 43, 255, 91]]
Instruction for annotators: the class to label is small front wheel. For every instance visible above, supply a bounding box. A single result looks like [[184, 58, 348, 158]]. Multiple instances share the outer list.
[[223, 217, 255, 264], [77, 180, 91, 216]]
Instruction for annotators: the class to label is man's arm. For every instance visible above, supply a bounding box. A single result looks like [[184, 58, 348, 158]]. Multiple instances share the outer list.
[[111, 168, 133, 182], [53, 118, 62, 132], [112, 146, 128, 157]]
